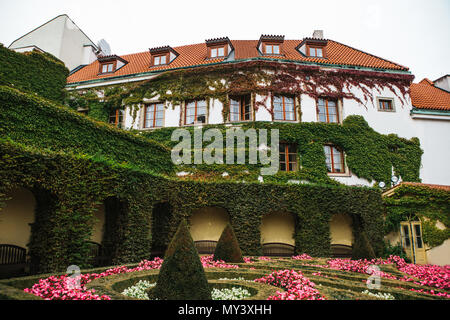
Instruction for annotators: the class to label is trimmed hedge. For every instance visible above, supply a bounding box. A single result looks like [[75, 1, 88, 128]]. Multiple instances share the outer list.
[[214, 223, 244, 263], [154, 220, 211, 300], [0, 44, 68, 103], [0, 85, 174, 174]]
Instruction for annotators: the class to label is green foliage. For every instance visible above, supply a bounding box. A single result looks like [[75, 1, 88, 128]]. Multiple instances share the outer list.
[[381, 241, 410, 262], [141, 116, 422, 187], [0, 44, 68, 102], [0, 86, 174, 174], [213, 223, 244, 263], [153, 220, 211, 300], [384, 184, 450, 248]]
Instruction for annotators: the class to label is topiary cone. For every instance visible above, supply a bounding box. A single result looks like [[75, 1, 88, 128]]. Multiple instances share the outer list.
[[153, 219, 211, 300], [213, 223, 244, 263]]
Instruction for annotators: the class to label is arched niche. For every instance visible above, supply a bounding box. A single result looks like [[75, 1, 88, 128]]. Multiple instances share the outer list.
[[0, 188, 36, 249], [261, 211, 296, 256], [189, 207, 230, 254], [90, 203, 105, 244], [151, 202, 174, 257], [330, 213, 354, 258]]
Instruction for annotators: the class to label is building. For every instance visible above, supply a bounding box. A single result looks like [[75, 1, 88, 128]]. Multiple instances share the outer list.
[[67, 31, 445, 187], [9, 14, 101, 71], [410, 77, 450, 185]]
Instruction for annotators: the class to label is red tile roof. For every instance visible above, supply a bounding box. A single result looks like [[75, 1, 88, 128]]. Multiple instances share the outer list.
[[67, 39, 409, 84], [410, 78, 450, 111], [401, 182, 450, 191]]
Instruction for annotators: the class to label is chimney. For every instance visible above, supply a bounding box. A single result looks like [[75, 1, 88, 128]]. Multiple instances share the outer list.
[[312, 30, 324, 39]]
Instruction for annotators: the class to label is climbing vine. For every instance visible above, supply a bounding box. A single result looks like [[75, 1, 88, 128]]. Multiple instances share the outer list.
[[65, 60, 414, 124], [384, 184, 450, 248]]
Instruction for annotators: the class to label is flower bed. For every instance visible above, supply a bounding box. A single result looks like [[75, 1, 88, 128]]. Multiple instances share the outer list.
[[20, 255, 450, 300], [255, 270, 325, 300]]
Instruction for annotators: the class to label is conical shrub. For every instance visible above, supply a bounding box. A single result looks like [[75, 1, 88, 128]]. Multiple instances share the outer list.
[[153, 219, 211, 300], [213, 223, 244, 263]]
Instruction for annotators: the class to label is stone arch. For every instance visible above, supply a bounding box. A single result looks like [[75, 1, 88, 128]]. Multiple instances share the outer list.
[[189, 207, 230, 254], [329, 213, 354, 258], [151, 202, 174, 257], [261, 211, 296, 256]]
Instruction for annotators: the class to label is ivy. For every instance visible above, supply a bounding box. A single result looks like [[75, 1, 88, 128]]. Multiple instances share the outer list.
[[65, 60, 413, 125], [384, 184, 450, 248], [141, 116, 422, 187], [0, 44, 68, 103]]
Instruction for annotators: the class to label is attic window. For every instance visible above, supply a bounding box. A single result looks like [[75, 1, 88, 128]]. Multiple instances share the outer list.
[[100, 62, 115, 74], [263, 43, 280, 55], [210, 45, 226, 58], [205, 37, 232, 59], [153, 54, 168, 66], [307, 46, 323, 58], [149, 46, 179, 67], [258, 35, 284, 56], [97, 55, 128, 75]]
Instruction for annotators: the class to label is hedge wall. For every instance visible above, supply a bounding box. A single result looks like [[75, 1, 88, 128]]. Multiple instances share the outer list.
[[0, 136, 385, 273], [142, 116, 423, 186], [0, 86, 174, 174], [0, 44, 69, 103]]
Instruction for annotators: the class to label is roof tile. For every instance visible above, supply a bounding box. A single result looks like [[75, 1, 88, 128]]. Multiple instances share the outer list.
[[67, 39, 409, 84]]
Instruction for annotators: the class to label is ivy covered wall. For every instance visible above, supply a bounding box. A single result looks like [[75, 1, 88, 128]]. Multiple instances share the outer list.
[[0, 44, 69, 103], [141, 116, 422, 187], [0, 84, 386, 273], [384, 184, 450, 248]]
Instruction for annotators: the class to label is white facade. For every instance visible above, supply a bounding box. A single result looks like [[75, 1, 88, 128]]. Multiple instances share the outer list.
[[9, 14, 99, 71]]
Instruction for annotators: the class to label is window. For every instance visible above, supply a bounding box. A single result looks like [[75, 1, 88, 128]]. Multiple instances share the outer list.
[[307, 46, 324, 57], [317, 98, 339, 123], [109, 109, 124, 127], [229, 95, 252, 122], [185, 100, 207, 125], [153, 54, 168, 66], [378, 99, 394, 111], [279, 143, 297, 172], [210, 46, 226, 58], [100, 62, 115, 74], [263, 43, 280, 55], [144, 103, 164, 128], [273, 95, 296, 121], [324, 145, 345, 173]]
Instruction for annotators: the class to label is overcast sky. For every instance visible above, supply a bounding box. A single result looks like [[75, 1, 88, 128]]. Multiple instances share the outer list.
[[0, 0, 448, 82]]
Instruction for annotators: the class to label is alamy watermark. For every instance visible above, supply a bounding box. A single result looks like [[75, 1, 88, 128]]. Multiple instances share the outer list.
[[171, 127, 280, 175]]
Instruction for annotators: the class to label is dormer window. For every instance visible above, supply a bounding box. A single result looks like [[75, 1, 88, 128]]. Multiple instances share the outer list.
[[263, 43, 280, 55], [97, 55, 128, 75], [307, 46, 324, 58], [205, 37, 233, 59], [153, 54, 168, 66], [210, 46, 226, 58], [296, 34, 328, 59], [149, 46, 179, 67], [258, 34, 284, 56], [101, 62, 115, 73]]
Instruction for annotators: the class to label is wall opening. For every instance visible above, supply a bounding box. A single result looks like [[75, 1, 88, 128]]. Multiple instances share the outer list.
[[261, 211, 296, 256], [330, 213, 354, 258], [151, 202, 174, 258], [189, 207, 230, 254], [0, 187, 36, 278]]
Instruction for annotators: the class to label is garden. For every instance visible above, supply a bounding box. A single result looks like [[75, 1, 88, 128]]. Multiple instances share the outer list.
[[1, 221, 449, 301]]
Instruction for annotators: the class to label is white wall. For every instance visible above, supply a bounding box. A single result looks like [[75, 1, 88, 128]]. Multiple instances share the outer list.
[[10, 15, 97, 71], [413, 117, 450, 185]]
